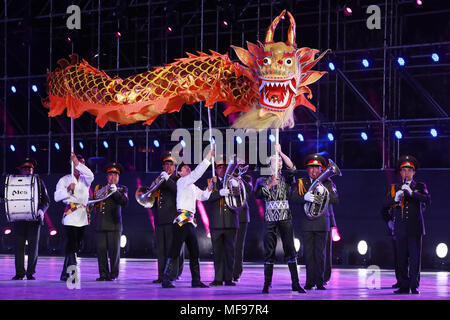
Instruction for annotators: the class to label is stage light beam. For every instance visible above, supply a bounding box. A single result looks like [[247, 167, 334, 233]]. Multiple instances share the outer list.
[[31, 145, 37, 152], [10, 144, 15, 152], [362, 59, 370, 68], [128, 139, 134, 147], [327, 133, 334, 142], [436, 243, 448, 259], [10, 86, 16, 93], [49, 229, 58, 236], [78, 141, 84, 149], [361, 132, 368, 141], [357, 240, 368, 255], [103, 141, 109, 149], [395, 130, 403, 140], [31, 85, 38, 92], [54, 142, 60, 150], [430, 128, 438, 137], [431, 53, 439, 62], [397, 57, 405, 66], [153, 140, 160, 148], [328, 62, 335, 71], [297, 133, 304, 142]]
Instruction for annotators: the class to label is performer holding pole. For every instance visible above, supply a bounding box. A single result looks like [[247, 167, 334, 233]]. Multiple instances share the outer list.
[[54, 153, 94, 281], [255, 143, 306, 294], [161, 148, 215, 288], [382, 155, 430, 294]]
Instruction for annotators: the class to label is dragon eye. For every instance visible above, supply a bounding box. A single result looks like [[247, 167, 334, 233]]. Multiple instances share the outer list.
[[263, 57, 271, 65], [285, 58, 293, 65]]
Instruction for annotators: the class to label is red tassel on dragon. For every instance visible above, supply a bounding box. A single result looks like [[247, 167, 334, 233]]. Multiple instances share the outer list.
[[42, 10, 329, 130]]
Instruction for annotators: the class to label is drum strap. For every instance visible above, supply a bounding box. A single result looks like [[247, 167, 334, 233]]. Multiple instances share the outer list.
[[64, 203, 84, 216]]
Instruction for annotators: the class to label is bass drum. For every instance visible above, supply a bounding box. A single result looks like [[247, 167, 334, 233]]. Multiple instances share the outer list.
[[4, 174, 39, 222]]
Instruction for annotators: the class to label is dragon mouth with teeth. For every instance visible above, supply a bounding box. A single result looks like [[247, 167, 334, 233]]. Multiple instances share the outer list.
[[259, 77, 297, 111]]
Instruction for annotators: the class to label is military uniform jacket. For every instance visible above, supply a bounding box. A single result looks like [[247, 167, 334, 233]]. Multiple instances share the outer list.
[[254, 168, 296, 222], [93, 184, 128, 232], [204, 177, 239, 229], [382, 180, 430, 236], [152, 173, 178, 226], [292, 176, 339, 232]]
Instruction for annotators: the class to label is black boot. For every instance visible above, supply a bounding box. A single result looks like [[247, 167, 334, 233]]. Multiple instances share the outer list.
[[288, 262, 306, 293], [162, 258, 177, 288], [190, 259, 208, 288], [262, 263, 273, 294], [60, 255, 70, 281]]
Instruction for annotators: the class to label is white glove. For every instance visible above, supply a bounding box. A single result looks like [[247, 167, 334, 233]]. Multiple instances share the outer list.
[[109, 184, 117, 193], [160, 171, 170, 181], [401, 184, 413, 196], [304, 191, 316, 203], [316, 185, 325, 194], [38, 209, 45, 221], [388, 220, 394, 231], [219, 189, 230, 197], [394, 190, 404, 202]]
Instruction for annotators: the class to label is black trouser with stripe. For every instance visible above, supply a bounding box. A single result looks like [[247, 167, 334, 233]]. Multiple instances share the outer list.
[[96, 230, 121, 278], [303, 231, 328, 287], [211, 228, 237, 282], [233, 222, 248, 280], [156, 224, 184, 280]]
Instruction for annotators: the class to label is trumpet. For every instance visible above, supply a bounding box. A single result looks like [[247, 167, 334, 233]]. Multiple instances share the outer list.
[[135, 172, 166, 208]]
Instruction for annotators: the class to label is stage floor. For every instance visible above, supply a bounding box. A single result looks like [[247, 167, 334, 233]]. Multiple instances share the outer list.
[[0, 255, 447, 300]]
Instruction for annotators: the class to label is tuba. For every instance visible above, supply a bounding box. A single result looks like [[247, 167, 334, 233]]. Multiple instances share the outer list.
[[304, 159, 341, 219], [223, 156, 249, 210], [87, 185, 115, 205], [135, 173, 166, 208]]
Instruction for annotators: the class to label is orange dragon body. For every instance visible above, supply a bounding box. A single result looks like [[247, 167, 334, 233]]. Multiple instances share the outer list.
[[43, 10, 328, 130]]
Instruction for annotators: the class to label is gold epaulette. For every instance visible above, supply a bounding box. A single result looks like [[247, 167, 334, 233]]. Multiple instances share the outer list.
[[298, 178, 307, 196]]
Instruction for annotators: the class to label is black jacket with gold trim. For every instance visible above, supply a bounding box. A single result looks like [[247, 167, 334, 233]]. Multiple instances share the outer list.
[[93, 184, 128, 232]]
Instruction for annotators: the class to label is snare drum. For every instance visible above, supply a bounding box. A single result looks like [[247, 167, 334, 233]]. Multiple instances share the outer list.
[[4, 174, 39, 222]]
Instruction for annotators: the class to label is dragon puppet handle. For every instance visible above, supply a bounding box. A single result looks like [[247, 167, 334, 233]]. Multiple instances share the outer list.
[[43, 10, 329, 130]]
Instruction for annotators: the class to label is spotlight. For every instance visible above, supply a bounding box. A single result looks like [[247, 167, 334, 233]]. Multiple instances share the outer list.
[[236, 136, 243, 144], [49, 228, 58, 236], [344, 6, 353, 16], [297, 133, 304, 142], [54, 142, 60, 150], [327, 133, 334, 142], [361, 132, 368, 141], [153, 139, 160, 148], [10, 144, 15, 152], [128, 139, 134, 147], [416, 0, 423, 6], [10, 86, 16, 93], [269, 134, 275, 142], [331, 227, 341, 242], [115, 31, 121, 39], [31, 145, 37, 152], [431, 53, 439, 62], [180, 140, 186, 148], [206, 232, 211, 239], [2, 228, 14, 251], [120, 235, 127, 248], [66, 37, 72, 43], [31, 85, 38, 92], [166, 26, 173, 33], [294, 238, 301, 252], [328, 62, 335, 71], [430, 128, 438, 137], [362, 59, 370, 68], [357, 240, 368, 255], [78, 141, 84, 149], [397, 57, 405, 66], [436, 243, 448, 259], [103, 141, 109, 148], [209, 137, 216, 144], [395, 130, 403, 140], [221, 20, 228, 27], [3, 228, 12, 235]]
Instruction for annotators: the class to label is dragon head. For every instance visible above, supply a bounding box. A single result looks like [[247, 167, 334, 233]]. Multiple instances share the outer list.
[[231, 10, 329, 129]]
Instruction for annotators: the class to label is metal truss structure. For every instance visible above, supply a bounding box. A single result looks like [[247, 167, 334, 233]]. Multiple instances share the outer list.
[[0, 0, 449, 173]]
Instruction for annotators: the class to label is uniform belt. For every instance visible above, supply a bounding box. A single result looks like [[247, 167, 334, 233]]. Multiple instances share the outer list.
[[173, 209, 197, 227], [266, 200, 289, 211]]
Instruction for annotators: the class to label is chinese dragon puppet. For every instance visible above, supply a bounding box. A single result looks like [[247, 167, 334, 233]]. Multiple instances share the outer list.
[[43, 10, 329, 130]]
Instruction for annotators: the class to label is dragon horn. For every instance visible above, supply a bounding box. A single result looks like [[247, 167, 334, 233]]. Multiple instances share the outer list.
[[264, 9, 286, 44], [286, 11, 297, 48]]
